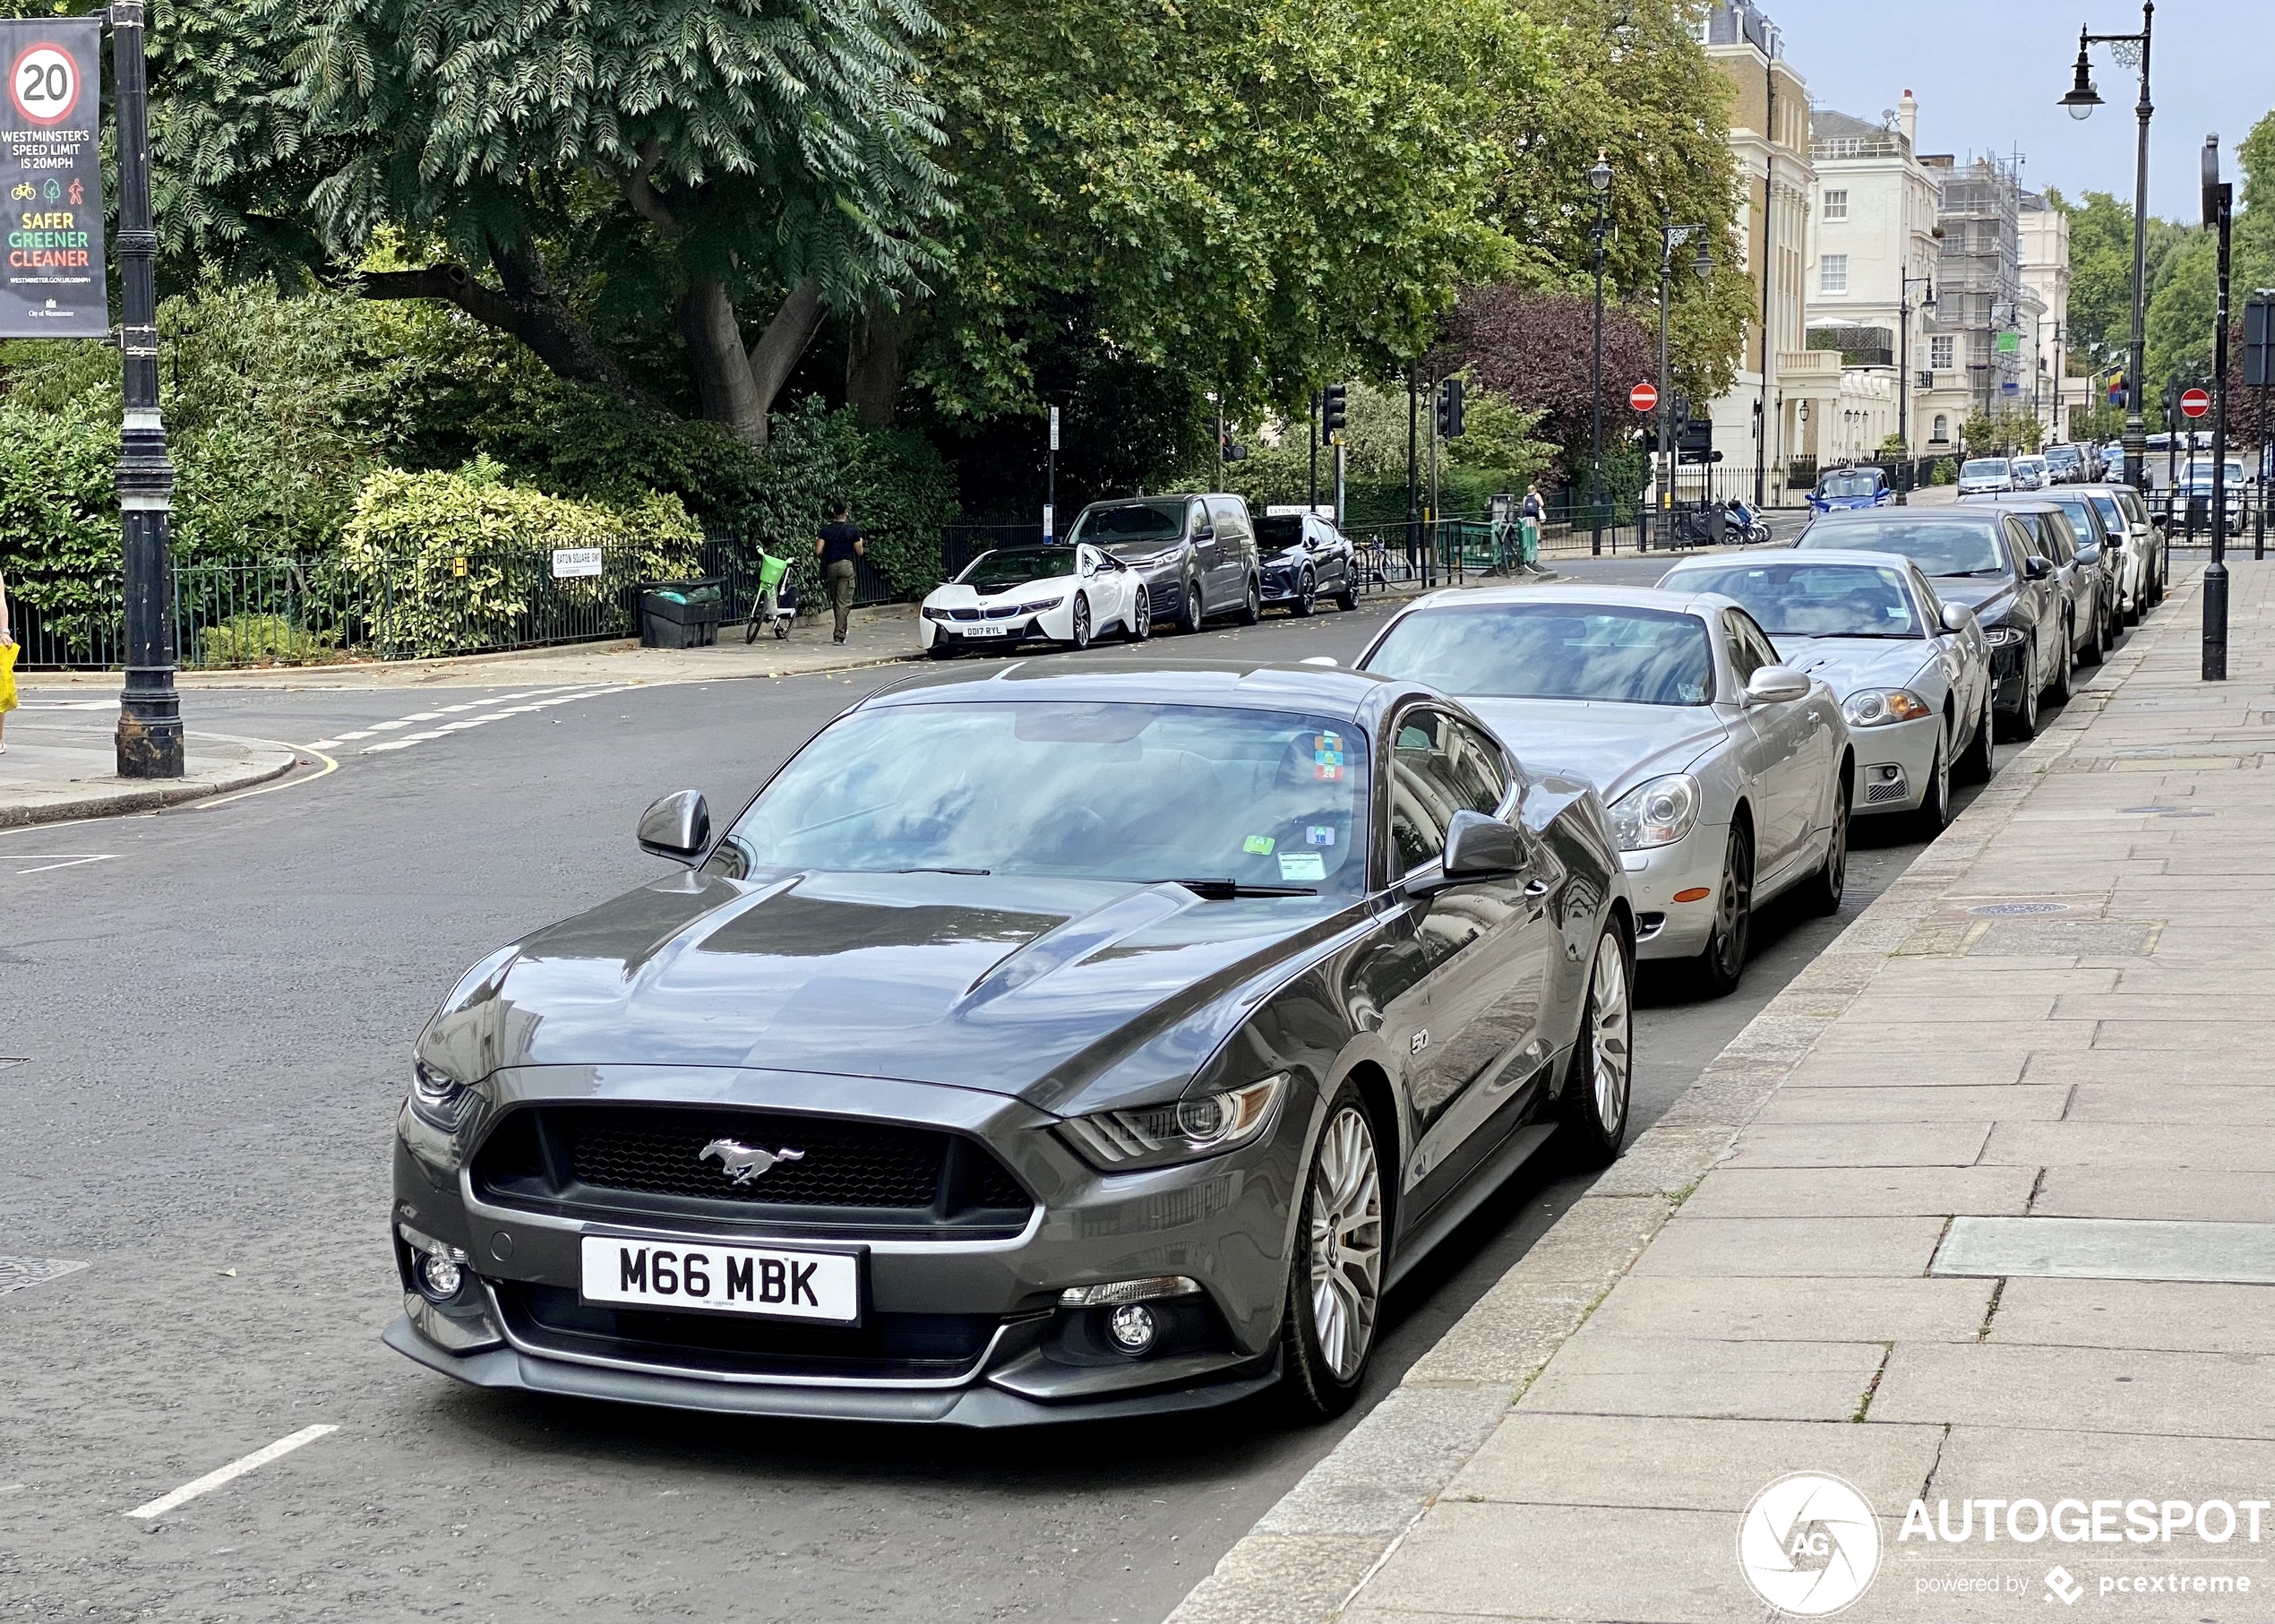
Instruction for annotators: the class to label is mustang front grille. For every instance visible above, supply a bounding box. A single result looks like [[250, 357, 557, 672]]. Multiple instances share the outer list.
[[471, 1104, 1034, 1236]]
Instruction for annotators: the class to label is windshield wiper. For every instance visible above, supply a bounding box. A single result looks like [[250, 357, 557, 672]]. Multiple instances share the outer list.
[[1157, 878, 1318, 899], [889, 866, 992, 876]]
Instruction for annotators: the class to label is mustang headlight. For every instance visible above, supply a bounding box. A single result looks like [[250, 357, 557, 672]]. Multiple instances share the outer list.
[[408, 1059, 476, 1131], [1060, 1073, 1288, 1171], [1842, 688, 1934, 727], [1607, 774, 1701, 852]]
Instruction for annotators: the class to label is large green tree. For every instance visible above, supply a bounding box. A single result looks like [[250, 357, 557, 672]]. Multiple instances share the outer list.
[[155, 0, 949, 444]]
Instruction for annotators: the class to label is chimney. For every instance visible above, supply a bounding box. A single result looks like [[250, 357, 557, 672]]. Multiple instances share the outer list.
[[1898, 90, 1918, 150]]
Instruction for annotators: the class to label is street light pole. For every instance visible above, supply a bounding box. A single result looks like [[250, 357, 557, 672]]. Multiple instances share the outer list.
[[1898, 270, 1934, 500], [2060, 4, 2153, 494], [2203, 133, 2231, 683], [1588, 153, 1613, 556], [109, 0, 180, 779]]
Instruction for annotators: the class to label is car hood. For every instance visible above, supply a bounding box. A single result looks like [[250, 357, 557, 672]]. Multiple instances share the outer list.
[[1771, 636, 1933, 699], [926, 578, 1070, 607], [417, 869, 1356, 1111], [1460, 697, 1730, 803]]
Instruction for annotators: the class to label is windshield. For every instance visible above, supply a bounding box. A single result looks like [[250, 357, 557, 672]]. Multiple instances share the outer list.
[[1362, 603, 1713, 706], [709, 701, 1369, 893], [2089, 494, 2125, 532], [1662, 562, 1922, 639], [1068, 501, 1185, 549], [2045, 496, 2099, 537], [2183, 462, 2244, 484], [1254, 517, 1308, 553], [1818, 472, 1879, 498], [1962, 460, 2010, 478], [1799, 520, 2006, 576], [958, 548, 1074, 590]]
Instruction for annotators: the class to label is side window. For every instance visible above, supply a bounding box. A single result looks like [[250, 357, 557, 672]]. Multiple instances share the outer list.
[[1740, 613, 1782, 671], [1189, 499, 1213, 540], [1911, 571, 1947, 630], [1388, 709, 1459, 872], [1444, 719, 1510, 814], [2003, 517, 2039, 568], [2041, 516, 2074, 563], [1722, 610, 1769, 683], [1209, 497, 1251, 547]]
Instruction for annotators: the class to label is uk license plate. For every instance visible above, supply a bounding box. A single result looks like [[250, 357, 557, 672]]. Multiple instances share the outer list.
[[579, 1235, 862, 1324], [962, 623, 1009, 636]]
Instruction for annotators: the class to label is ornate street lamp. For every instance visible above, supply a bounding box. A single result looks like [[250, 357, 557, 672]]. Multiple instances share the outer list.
[[1588, 153, 1613, 554], [2061, 5, 2153, 494]]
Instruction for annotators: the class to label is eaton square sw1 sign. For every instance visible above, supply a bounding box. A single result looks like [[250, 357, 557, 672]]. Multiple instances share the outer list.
[[0, 19, 106, 338]]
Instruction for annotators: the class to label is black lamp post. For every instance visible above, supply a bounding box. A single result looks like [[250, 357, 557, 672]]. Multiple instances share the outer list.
[[1588, 152, 1613, 556], [1652, 219, 1709, 549], [111, 0, 179, 778], [2061, 4, 2153, 495], [1897, 269, 1935, 500], [2203, 133, 2232, 682]]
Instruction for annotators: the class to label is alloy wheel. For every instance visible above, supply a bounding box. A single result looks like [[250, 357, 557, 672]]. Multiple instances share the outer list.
[[1070, 595, 1091, 649], [1590, 932, 1630, 1139], [1293, 570, 1317, 617], [1307, 1105, 1383, 1381], [1128, 585, 1151, 641]]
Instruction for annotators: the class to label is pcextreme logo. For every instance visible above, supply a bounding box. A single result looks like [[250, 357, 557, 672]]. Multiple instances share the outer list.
[[1738, 1473, 1883, 1616]]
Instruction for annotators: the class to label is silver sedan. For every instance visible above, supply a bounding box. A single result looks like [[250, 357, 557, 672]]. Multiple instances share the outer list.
[[1356, 587, 1853, 996], [1657, 551, 1996, 833]]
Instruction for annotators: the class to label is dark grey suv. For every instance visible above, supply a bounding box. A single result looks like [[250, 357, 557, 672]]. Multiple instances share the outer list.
[[1066, 494, 1263, 633]]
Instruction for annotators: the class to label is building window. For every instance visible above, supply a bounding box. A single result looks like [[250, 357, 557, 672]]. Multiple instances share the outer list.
[[1819, 254, 1848, 295], [1823, 189, 1848, 221], [1930, 335, 1955, 370], [1931, 414, 1950, 443]]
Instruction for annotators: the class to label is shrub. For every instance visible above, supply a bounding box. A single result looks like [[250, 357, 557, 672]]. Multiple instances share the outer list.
[[0, 387, 122, 656], [337, 460, 703, 657], [1930, 458, 1957, 485], [198, 612, 340, 667]]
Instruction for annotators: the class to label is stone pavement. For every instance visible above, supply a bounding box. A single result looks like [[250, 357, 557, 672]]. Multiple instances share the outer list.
[[1176, 557, 2275, 1624], [0, 712, 298, 829]]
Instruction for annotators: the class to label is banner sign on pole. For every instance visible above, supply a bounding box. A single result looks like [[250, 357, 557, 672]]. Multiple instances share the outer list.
[[0, 18, 106, 337]]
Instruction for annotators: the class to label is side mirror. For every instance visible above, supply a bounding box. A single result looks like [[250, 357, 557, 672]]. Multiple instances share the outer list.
[[1940, 602, 1977, 635], [638, 789, 711, 864], [1413, 810, 1523, 894], [1299, 655, 1338, 667], [2026, 555, 2052, 580], [1745, 666, 1812, 705]]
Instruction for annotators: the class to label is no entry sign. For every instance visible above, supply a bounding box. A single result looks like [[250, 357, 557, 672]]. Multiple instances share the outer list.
[[1629, 382, 1660, 412], [2179, 387, 2211, 419], [0, 18, 105, 337]]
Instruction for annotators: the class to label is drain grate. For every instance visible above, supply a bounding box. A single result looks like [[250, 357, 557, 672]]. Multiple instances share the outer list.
[[1967, 902, 2073, 918], [0, 1259, 88, 1297]]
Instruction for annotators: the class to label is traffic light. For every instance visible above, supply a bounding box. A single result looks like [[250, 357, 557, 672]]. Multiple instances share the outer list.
[[1321, 383, 1347, 442], [1436, 377, 1464, 438], [1677, 417, 1713, 463]]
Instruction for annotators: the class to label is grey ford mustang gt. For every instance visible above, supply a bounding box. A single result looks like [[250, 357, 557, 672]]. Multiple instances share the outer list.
[[386, 661, 1634, 1425]]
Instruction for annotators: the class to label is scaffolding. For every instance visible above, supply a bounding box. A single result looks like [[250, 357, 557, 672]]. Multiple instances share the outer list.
[[1930, 159, 2025, 418]]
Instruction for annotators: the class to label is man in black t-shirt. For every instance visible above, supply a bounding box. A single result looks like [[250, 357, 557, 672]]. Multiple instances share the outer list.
[[814, 503, 865, 643]]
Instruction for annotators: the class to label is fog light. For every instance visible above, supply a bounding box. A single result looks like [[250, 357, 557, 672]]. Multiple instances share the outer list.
[[1108, 1303, 1157, 1354], [418, 1249, 465, 1302]]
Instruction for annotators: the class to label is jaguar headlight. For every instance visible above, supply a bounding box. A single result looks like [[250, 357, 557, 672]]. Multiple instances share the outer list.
[[1842, 688, 1934, 727], [1607, 774, 1701, 852], [408, 1059, 476, 1131], [1984, 624, 2027, 648], [1060, 1073, 1289, 1172]]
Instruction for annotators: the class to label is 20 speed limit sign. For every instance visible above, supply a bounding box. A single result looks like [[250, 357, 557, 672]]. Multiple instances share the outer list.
[[10, 42, 79, 125]]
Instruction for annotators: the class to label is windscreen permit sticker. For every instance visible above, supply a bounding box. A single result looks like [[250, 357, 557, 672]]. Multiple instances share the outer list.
[[1244, 835, 1275, 855], [1307, 826, 1335, 846], [1313, 732, 1345, 781], [1278, 851, 1326, 881]]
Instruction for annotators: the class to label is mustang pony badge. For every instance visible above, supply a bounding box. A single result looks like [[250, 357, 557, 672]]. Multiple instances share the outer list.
[[700, 1139, 807, 1185]]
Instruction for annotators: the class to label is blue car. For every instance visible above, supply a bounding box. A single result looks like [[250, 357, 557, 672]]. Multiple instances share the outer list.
[[1808, 467, 1893, 513]]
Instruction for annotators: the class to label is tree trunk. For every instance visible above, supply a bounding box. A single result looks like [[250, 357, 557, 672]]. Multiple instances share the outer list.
[[675, 279, 768, 443], [846, 300, 909, 426], [359, 261, 648, 406], [747, 282, 829, 443]]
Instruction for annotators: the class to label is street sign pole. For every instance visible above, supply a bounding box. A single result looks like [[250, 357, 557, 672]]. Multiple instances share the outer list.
[[1044, 405, 1058, 543], [2246, 293, 2272, 560], [2202, 136, 2231, 683], [108, 2, 179, 775]]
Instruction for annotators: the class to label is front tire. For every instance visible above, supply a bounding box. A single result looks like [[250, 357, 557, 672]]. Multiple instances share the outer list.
[[1692, 824, 1755, 998], [1239, 575, 1263, 625], [2081, 601, 2108, 667], [1801, 772, 1850, 916], [1955, 687, 1995, 784], [1998, 647, 2041, 741], [1291, 569, 1317, 617], [1176, 576, 1205, 636], [1068, 593, 1092, 650], [1559, 925, 1633, 1167], [2046, 617, 2074, 702], [1914, 734, 1952, 837], [1280, 1084, 1385, 1419]]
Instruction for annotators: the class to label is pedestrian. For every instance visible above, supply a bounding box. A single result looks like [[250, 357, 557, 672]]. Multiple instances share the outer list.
[[1519, 484, 1545, 571], [814, 502, 864, 645], [0, 563, 14, 754]]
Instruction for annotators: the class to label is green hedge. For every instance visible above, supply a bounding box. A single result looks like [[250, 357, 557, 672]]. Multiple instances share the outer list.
[[0, 388, 122, 649]]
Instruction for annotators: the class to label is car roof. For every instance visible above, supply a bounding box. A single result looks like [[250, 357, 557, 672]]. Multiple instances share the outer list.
[[1803, 507, 2002, 531], [1664, 548, 1927, 576], [862, 657, 1415, 725], [1392, 583, 1728, 619]]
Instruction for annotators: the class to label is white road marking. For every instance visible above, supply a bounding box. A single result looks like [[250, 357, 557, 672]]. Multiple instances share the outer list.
[[123, 1424, 339, 1519], [14, 855, 115, 875], [306, 687, 623, 758]]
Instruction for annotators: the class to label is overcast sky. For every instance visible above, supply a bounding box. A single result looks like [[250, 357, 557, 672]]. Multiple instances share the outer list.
[[1765, 0, 2262, 222]]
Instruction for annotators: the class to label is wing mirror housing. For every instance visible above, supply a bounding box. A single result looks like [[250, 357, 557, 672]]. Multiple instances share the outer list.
[[1300, 655, 1338, 667], [1940, 602, 1978, 634], [1745, 666, 1812, 705], [1409, 810, 1524, 896], [2026, 554, 2052, 580], [638, 789, 711, 864]]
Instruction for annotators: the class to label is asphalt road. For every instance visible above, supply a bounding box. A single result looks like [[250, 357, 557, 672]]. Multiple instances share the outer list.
[[0, 583, 2046, 1624]]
